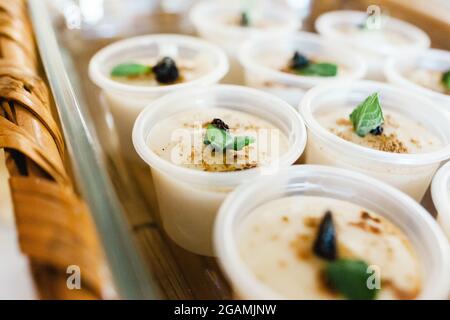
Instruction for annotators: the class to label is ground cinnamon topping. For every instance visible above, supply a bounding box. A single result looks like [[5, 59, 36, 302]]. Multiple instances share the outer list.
[[336, 131, 408, 153]]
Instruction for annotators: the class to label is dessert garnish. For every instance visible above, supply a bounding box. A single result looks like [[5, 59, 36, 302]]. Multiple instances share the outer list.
[[240, 11, 250, 26], [312, 211, 337, 260], [110, 57, 180, 84], [204, 118, 255, 151], [326, 259, 378, 300], [288, 51, 337, 77], [152, 57, 180, 83], [349, 92, 384, 137], [312, 211, 379, 300], [441, 70, 450, 91], [110, 63, 151, 77]]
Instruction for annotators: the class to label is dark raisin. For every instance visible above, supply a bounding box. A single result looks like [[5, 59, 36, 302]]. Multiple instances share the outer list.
[[312, 211, 337, 261], [240, 12, 249, 26], [290, 51, 309, 70], [152, 57, 179, 84], [210, 118, 229, 131], [370, 125, 383, 136]]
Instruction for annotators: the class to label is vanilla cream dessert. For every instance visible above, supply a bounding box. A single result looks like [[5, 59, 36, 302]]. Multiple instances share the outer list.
[[110, 57, 210, 87], [317, 108, 442, 154], [148, 108, 288, 172], [238, 195, 422, 300], [190, 1, 298, 84], [89, 35, 228, 161], [302, 90, 447, 201], [147, 108, 289, 255], [315, 11, 430, 80], [239, 33, 366, 106], [408, 69, 450, 95]]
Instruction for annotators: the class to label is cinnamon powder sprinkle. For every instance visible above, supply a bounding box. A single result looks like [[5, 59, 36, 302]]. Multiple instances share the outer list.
[[337, 131, 408, 153]]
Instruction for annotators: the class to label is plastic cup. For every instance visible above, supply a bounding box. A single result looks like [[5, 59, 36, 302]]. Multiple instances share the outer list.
[[89, 34, 229, 160], [385, 48, 450, 114], [214, 164, 450, 299], [298, 80, 450, 201], [133, 85, 307, 256], [432, 161, 450, 240], [239, 31, 367, 106], [315, 10, 430, 81], [189, 0, 299, 84]]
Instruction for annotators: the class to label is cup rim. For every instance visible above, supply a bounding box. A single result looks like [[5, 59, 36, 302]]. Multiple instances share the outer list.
[[315, 10, 430, 56], [214, 164, 450, 299], [298, 80, 450, 166], [88, 34, 229, 96], [189, 0, 299, 36], [132, 84, 307, 187], [384, 48, 450, 104], [431, 161, 450, 239], [238, 31, 367, 86]]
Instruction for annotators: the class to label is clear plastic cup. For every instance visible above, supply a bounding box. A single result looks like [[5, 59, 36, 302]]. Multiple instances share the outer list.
[[385, 48, 450, 114], [189, 0, 299, 84], [133, 85, 307, 256], [298, 80, 450, 201], [214, 164, 450, 299], [315, 10, 430, 81], [89, 34, 229, 159], [239, 31, 367, 106], [432, 161, 450, 240]]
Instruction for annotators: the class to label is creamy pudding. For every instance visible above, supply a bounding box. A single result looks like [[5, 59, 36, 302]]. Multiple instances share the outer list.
[[239, 32, 366, 106], [148, 108, 288, 172], [238, 196, 421, 300], [300, 81, 450, 201], [133, 86, 306, 256], [315, 10, 430, 80], [215, 165, 450, 300], [385, 49, 450, 113], [89, 34, 228, 160], [317, 108, 442, 154], [190, 0, 298, 84]]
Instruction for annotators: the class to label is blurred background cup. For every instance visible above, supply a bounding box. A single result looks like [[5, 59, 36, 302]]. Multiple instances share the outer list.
[[239, 31, 367, 107], [190, 0, 299, 84]]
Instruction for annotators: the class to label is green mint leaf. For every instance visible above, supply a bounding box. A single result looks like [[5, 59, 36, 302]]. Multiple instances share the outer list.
[[233, 136, 255, 151], [240, 11, 250, 26], [111, 63, 151, 77], [297, 63, 337, 77], [205, 124, 233, 151], [326, 259, 379, 300], [349, 92, 384, 137], [442, 70, 450, 90]]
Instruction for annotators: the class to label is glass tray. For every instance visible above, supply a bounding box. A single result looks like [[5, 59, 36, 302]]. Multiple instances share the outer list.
[[28, 0, 442, 299]]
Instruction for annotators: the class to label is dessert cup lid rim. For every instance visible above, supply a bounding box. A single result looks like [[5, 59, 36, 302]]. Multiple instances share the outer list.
[[431, 161, 450, 239]]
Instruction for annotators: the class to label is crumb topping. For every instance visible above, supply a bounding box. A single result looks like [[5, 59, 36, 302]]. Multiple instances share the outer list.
[[332, 116, 408, 153]]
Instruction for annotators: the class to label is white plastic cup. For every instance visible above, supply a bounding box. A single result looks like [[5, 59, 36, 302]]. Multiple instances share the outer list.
[[432, 161, 450, 240], [133, 85, 307, 256], [214, 164, 450, 299], [239, 31, 367, 106], [315, 10, 430, 81], [89, 34, 229, 160], [298, 80, 450, 201], [385, 48, 450, 114], [189, 0, 299, 84]]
